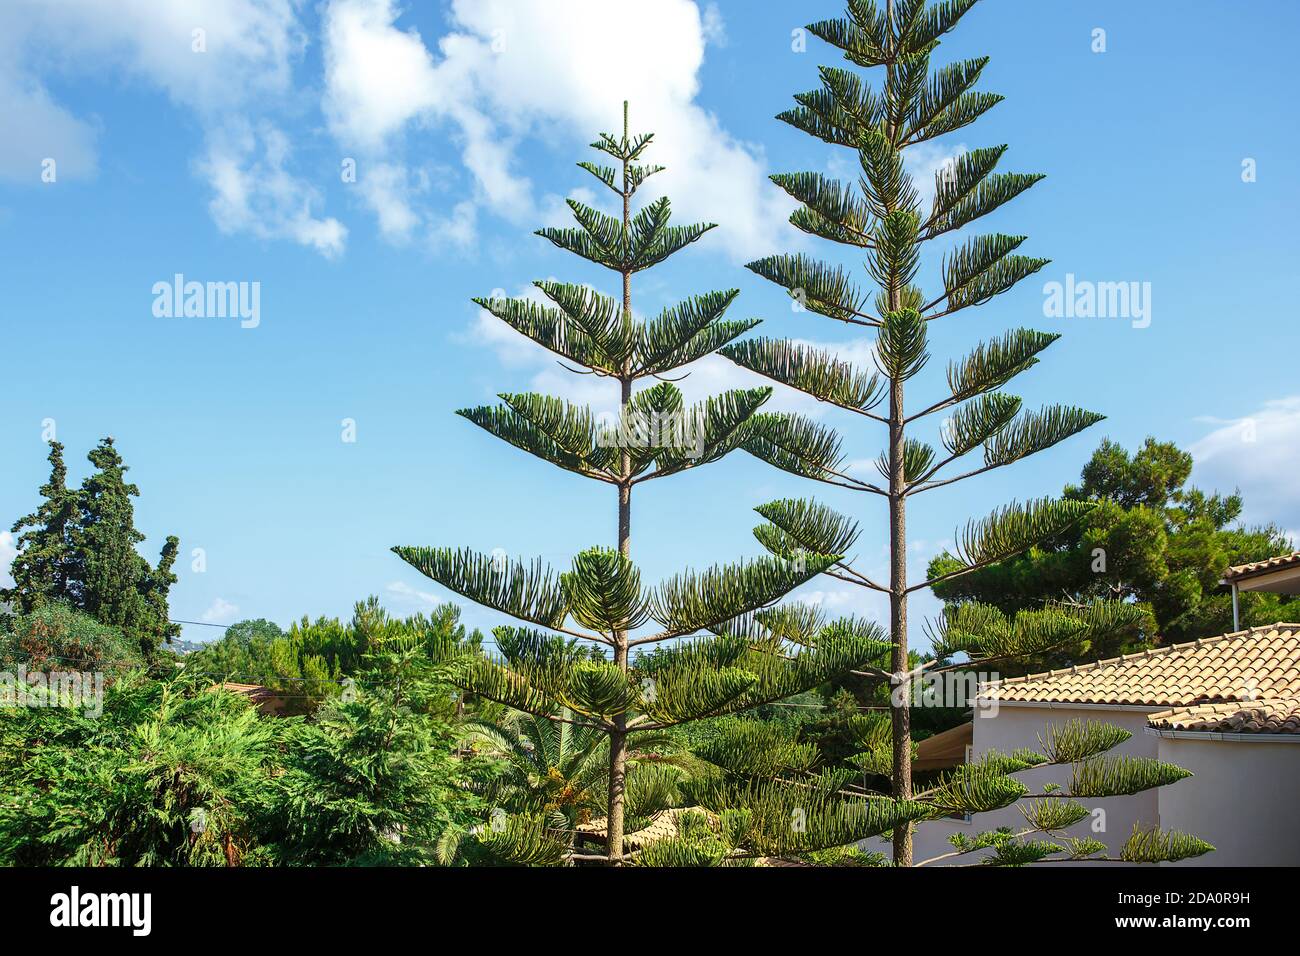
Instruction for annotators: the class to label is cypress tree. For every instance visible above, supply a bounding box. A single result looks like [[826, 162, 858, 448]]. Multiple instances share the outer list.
[[396, 106, 913, 865], [4, 441, 80, 612], [719, 0, 1198, 864], [77, 438, 180, 657], [7, 438, 180, 655]]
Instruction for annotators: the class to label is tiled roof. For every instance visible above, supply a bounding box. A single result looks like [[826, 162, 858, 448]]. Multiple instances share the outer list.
[[1223, 552, 1300, 581], [1149, 697, 1300, 735], [980, 623, 1300, 706], [207, 682, 291, 716], [213, 681, 278, 702], [576, 807, 710, 849]]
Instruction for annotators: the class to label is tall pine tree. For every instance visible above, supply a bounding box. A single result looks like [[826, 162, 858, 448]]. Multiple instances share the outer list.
[[719, 0, 1194, 863], [396, 106, 915, 865]]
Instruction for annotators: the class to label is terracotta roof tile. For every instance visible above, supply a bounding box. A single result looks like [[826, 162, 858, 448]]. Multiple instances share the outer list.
[[1223, 552, 1300, 581], [980, 623, 1300, 706], [576, 807, 711, 849], [1148, 697, 1300, 735]]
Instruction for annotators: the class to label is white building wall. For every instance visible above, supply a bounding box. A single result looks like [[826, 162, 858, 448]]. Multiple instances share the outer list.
[[1154, 733, 1300, 866], [873, 704, 1162, 865]]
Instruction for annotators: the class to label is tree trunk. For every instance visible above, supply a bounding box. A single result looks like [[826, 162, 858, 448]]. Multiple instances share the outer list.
[[882, 0, 913, 868], [608, 136, 634, 861], [606, 732, 627, 860], [608, 472, 631, 864], [888, 381, 912, 866]]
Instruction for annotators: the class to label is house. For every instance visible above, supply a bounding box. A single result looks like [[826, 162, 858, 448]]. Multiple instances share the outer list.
[[912, 720, 972, 771], [892, 622, 1300, 866], [1223, 550, 1300, 628]]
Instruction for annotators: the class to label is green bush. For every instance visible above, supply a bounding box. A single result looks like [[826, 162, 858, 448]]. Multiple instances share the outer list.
[[0, 602, 142, 673]]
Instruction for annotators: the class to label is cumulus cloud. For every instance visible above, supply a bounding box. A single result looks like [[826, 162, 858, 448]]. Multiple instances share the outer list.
[[0, 0, 341, 255], [200, 123, 347, 258], [0, 531, 16, 590], [201, 597, 240, 624], [0, 66, 99, 183], [1190, 395, 1300, 531], [8, 0, 305, 110], [322, 0, 796, 260]]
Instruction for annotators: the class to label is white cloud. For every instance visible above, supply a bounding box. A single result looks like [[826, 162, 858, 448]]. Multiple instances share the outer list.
[[903, 141, 968, 213], [199, 122, 347, 258], [356, 162, 425, 243], [0, 66, 99, 183], [8, 0, 305, 111], [456, 283, 555, 368], [321, 0, 443, 151], [0, 0, 340, 255], [0, 531, 16, 589], [322, 0, 795, 260], [1190, 395, 1300, 531], [386, 580, 444, 608], [700, 3, 728, 47], [428, 200, 478, 252], [201, 597, 240, 624]]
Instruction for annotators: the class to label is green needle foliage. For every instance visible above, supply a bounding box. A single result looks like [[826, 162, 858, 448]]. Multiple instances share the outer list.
[[927, 436, 1300, 663], [684, 712, 1210, 866], [271, 649, 480, 866], [892, 719, 1209, 865], [713, 0, 1191, 863], [1119, 825, 1215, 864], [4, 438, 179, 660], [395, 105, 906, 865], [0, 671, 279, 866], [0, 649, 489, 867]]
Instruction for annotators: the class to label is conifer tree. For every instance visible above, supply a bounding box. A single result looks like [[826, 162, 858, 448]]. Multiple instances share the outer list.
[[719, 0, 1200, 864], [4, 441, 79, 611], [396, 106, 915, 865], [5, 438, 179, 658], [78, 438, 179, 658]]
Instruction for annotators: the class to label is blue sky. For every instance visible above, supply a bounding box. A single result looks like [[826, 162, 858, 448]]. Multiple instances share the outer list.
[[2, 0, 1298, 646]]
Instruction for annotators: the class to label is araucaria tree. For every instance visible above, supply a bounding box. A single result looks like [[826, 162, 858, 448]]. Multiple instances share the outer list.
[[719, 0, 1198, 864], [396, 106, 915, 865]]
